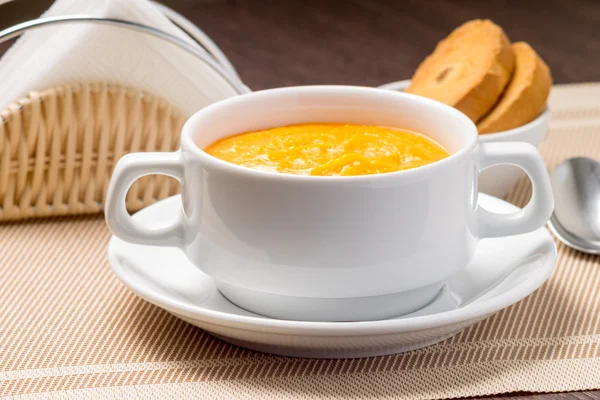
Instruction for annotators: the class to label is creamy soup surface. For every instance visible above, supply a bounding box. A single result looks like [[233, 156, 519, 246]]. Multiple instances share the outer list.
[[204, 123, 450, 176]]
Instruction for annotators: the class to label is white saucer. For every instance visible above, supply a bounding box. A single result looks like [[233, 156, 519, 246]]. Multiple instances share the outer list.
[[108, 194, 557, 359]]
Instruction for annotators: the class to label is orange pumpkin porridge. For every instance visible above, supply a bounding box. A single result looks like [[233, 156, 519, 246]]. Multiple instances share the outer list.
[[204, 123, 449, 176]]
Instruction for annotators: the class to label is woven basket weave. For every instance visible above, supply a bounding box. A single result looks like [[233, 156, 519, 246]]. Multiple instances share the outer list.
[[0, 82, 186, 221]]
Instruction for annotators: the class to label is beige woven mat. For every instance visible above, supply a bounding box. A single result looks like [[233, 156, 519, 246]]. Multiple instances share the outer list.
[[1, 83, 600, 399]]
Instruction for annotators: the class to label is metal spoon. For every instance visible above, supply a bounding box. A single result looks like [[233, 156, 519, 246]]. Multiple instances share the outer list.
[[548, 157, 600, 254]]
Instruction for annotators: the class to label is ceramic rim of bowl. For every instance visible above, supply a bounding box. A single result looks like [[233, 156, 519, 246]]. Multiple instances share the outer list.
[[181, 85, 479, 184]]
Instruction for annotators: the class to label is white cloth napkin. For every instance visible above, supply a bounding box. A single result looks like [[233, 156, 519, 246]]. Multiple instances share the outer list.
[[0, 0, 241, 115]]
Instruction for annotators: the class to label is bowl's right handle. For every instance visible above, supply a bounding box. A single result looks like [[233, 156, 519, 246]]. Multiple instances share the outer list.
[[476, 142, 554, 238]]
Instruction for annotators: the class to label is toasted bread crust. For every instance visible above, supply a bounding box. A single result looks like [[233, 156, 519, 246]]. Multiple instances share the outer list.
[[477, 42, 552, 134], [406, 19, 515, 122]]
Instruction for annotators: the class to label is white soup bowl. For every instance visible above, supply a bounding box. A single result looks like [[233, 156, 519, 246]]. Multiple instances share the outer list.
[[105, 86, 553, 322]]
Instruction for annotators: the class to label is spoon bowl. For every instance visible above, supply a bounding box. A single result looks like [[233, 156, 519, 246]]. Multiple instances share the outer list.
[[548, 157, 600, 254]]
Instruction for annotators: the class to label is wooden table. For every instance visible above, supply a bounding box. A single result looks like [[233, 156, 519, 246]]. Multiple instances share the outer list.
[[0, 0, 598, 398]]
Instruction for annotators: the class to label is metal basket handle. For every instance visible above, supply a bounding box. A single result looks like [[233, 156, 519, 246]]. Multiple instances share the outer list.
[[150, 1, 240, 80], [0, 14, 250, 95]]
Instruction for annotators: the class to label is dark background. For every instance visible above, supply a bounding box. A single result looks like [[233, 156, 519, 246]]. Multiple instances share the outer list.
[[0, 0, 599, 90]]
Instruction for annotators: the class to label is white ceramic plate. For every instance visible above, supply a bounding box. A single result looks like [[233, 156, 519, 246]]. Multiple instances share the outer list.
[[108, 194, 557, 358]]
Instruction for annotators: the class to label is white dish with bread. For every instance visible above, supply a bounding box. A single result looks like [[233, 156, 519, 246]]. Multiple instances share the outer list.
[[381, 20, 552, 198], [381, 79, 550, 198]]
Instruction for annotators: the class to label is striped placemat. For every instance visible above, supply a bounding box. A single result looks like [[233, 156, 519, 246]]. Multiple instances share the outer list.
[[1, 83, 599, 399]]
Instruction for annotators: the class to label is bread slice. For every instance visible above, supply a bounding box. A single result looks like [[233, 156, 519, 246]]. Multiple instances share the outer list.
[[477, 42, 552, 133], [405, 19, 515, 122]]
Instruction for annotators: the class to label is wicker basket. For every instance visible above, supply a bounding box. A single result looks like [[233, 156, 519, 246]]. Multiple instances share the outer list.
[[0, 82, 187, 221]]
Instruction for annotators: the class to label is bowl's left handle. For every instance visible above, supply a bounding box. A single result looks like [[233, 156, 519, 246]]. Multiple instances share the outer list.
[[105, 152, 184, 248]]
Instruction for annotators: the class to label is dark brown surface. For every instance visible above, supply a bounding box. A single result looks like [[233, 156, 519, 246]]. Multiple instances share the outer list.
[[162, 0, 600, 90], [491, 393, 600, 400], [1, 0, 600, 88], [0, 0, 599, 398]]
